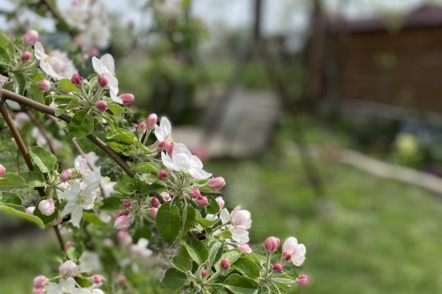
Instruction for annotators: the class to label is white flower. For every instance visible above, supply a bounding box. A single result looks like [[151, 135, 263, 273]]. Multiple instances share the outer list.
[[79, 251, 102, 272], [101, 177, 116, 198], [59, 182, 98, 227], [92, 54, 121, 103], [45, 277, 90, 294], [161, 143, 212, 180], [154, 117, 172, 142], [80, 19, 111, 50], [130, 238, 153, 258], [74, 155, 101, 189], [34, 42, 77, 80], [220, 206, 252, 230], [59, 260, 80, 276], [282, 237, 306, 266], [63, 3, 88, 30]]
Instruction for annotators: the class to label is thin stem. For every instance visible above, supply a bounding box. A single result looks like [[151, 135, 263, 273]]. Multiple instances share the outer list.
[[0, 100, 65, 253], [0, 89, 135, 178], [26, 108, 56, 154]]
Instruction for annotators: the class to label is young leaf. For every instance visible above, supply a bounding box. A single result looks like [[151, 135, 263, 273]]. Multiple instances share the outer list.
[[223, 274, 259, 294], [0, 173, 28, 189], [0, 203, 45, 229], [58, 79, 79, 93], [0, 192, 21, 205], [100, 196, 122, 211], [107, 104, 124, 116], [161, 268, 187, 290], [208, 240, 224, 265], [83, 212, 106, 227], [182, 206, 196, 234], [232, 256, 261, 279], [21, 171, 46, 188], [206, 195, 220, 214], [183, 239, 208, 264], [31, 85, 45, 104], [68, 111, 94, 139], [156, 203, 181, 245], [170, 255, 192, 273], [29, 146, 58, 173]]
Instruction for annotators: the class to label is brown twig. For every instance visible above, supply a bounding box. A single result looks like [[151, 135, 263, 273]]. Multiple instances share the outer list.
[[0, 99, 65, 253], [0, 89, 135, 178]]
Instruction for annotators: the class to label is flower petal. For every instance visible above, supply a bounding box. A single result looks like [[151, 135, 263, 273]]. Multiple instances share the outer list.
[[101, 54, 115, 73], [34, 42, 46, 60], [189, 167, 212, 180], [282, 237, 298, 255], [92, 56, 104, 75], [219, 208, 231, 224], [161, 152, 176, 170], [59, 277, 76, 291], [71, 206, 84, 227]]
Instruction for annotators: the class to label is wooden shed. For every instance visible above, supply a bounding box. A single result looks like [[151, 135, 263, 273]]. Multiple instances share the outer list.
[[326, 5, 442, 119]]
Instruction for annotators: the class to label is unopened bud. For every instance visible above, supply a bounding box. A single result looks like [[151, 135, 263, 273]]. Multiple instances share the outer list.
[[215, 196, 225, 209], [150, 207, 158, 218], [23, 30, 39, 45], [38, 199, 55, 216], [114, 211, 122, 219], [264, 236, 280, 252], [33, 275, 47, 287], [147, 113, 158, 126], [138, 122, 147, 130], [196, 196, 208, 207], [283, 252, 292, 261], [118, 276, 126, 285], [38, 79, 51, 92], [167, 142, 175, 156], [151, 197, 160, 208], [98, 75, 108, 87], [114, 215, 131, 231], [26, 206, 35, 215], [189, 187, 201, 198], [0, 164, 5, 177], [93, 275, 102, 284], [297, 275, 308, 287], [121, 210, 130, 216], [33, 287, 45, 294], [209, 177, 226, 189], [121, 93, 134, 105], [273, 263, 283, 273], [159, 140, 170, 149], [21, 51, 31, 62], [95, 100, 107, 111], [71, 73, 83, 85], [220, 258, 230, 270], [103, 238, 114, 247], [122, 200, 131, 207], [157, 169, 168, 179], [116, 231, 132, 245], [59, 260, 79, 276], [201, 269, 207, 277], [64, 241, 74, 250], [60, 169, 72, 182]]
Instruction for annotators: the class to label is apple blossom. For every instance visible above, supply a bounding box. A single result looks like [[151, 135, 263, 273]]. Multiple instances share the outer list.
[[147, 113, 158, 126], [282, 237, 306, 266], [273, 263, 283, 273], [96, 100, 107, 111], [38, 80, 51, 92], [26, 206, 35, 215], [119, 276, 126, 285], [220, 258, 230, 270], [45, 277, 91, 294], [60, 169, 72, 182], [209, 177, 226, 189], [92, 54, 121, 103], [151, 197, 160, 208], [38, 200, 55, 216], [0, 164, 5, 177], [237, 242, 252, 253], [71, 73, 83, 85], [103, 238, 114, 247], [264, 236, 280, 252], [161, 143, 212, 180], [114, 215, 131, 231], [21, 51, 31, 62], [24, 30, 39, 45], [59, 182, 98, 227], [34, 42, 77, 80], [215, 196, 225, 209], [154, 117, 172, 142], [189, 187, 201, 198], [59, 260, 80, 276], [130, 238, 153, 258], [33, 276, 47, 287], [297, 275, 308, 287], [79, 251, 102, 272], [196, 196, 208, 207]]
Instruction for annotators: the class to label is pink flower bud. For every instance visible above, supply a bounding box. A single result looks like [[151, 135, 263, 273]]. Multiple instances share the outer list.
[[273, 263, 283, 273], [60, 169, 72, 182], [157, 169, 168, 179], [123, 200, 131, 207], [89, 47, 99, 57], [121, 210, 130, 216], [297, 275, 308, 287], [38, 80, 51, 92], [264, 236, 280, 252], [220, 258, 230, 270], [33, 275, 47, 287], [161, 192, 171, 202], [114, 215, 131, 231], [21, 51, 31, 62], [64, 241, 74, 250], [119, 276, 126, 285], [201, 269, 207, 277], [209, 177, 226, 189], [158, 140, 170, 149], [33, 287, 45, 294], [196, 196, 208, 207], [114, 211, 122, 219], [121, 93, 134, 104], [189, 187, 201, 198], [117, 231, 132, 245], [215, 196, 225, 209], [59, 260, 79, 276], [23, 30, 39, 45], [138, 122, 147, 130], [96, 100, 107, 111], [167, 142, 175, 155], [38, 200, 55, 216], [98, 75, 108, 87], [151, 197, 160, 208], [103, 238, 114, 247], [283, 252, 292, 261], [93, 275, 102, 284], [237, 242, 252, 253], [150, 207, 158, 218], [147, 113, 158, 127], [26, 206, 35, 215], [71, 73, 83, 85], [0, 164, 5, 177]]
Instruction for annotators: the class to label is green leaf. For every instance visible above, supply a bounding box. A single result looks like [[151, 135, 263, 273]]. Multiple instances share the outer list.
[[107, 104, 124, 116], [132, 162, 162, 173], [55, 99, 81, 117], [0, 192, 21, 205], [0, 203, 45, 229], [31, 85, 45, 104], [216, 251, 241, 271], [208, 240, 224, 265], [206, 195, 220, 214], [83, 212, 106, 226], [0, 173, 28, 189], [223, 274, 259, 294], [68, 111, 94, 139], [182, 206, 196, 234], [66, 246, 77, 260], [100, 196, 121, 211], [170, 255, 192, 273], [161, 268, 187, 290], [198, 218, 219, 228], [21, 171, 46, 188], [183, 239, 208, 264], [14, 73, 27, 95], [0, 32, 10, 48], [114, 173, 135, 195], [233, 256, 261, 279], [0, 46, 10, 65], [216, 230, 232, 239], [58, 79, 79, 93], [156, 203, 181, 245], [29, 146, 57, 173], [133, 226, 152, 243]]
